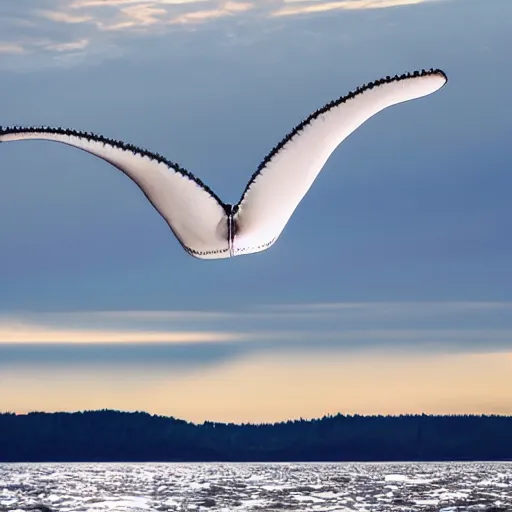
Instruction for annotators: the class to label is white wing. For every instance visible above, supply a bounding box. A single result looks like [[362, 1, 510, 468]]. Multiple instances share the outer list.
[[0, 128, 230, 259], [232, 69, 448, 256]]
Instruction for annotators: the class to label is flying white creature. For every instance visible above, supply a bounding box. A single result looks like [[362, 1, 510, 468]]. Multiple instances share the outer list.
[[0, 69, 447, 259]]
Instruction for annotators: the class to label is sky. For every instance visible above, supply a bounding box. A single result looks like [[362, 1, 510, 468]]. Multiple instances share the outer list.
[[0, 0, 511, 423]]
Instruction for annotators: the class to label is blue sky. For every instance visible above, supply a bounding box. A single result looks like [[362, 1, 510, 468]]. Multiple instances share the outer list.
[[0, 0, 511, 422]]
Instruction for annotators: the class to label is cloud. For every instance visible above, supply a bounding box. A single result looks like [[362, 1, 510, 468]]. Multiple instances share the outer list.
[[42, 38, 90, 52], [22, 301, 512, 324], [170, 2, 254, 25], [0, 42, 26, 54], [1, 301, 511, 357], [6, 300, 512, 323], [260, 301, 512, 317], [96, 4, 170, 30], [37, 10, 93, 23], [0, 320, 242, 344], [0, 0, 444, 69], [70, 0, 254, 28], [272, 0, 428, 17], [70, 0, 209, 7]]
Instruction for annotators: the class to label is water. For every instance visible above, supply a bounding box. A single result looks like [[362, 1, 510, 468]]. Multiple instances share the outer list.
[[0, 462, 511, 511]]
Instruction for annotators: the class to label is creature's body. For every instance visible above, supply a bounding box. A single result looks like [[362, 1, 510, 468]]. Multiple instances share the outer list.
[[0, 69, 447, 259]]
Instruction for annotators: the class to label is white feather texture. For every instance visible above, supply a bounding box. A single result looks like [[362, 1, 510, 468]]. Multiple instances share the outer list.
[[232, 70, 447, 256], [0, 69, 447, 260], [0, 130, 230, 259]]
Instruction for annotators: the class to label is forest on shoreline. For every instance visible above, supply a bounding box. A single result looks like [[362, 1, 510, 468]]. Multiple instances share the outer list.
[[1, 410, 511, 462]]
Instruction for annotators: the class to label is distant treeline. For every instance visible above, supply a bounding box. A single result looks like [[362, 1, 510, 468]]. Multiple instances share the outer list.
[[0, 410, 511, 462]]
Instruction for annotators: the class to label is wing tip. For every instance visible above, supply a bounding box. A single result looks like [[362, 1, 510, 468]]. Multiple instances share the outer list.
[[415, 67, 448, 87], [355, 68, 447, 94]]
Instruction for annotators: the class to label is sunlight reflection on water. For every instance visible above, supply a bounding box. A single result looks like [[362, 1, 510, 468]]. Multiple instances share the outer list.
[[1, 462, 511, 511]]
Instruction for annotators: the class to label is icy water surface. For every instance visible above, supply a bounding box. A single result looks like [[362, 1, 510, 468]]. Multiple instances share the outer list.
[[0, 462, 511, 511]]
